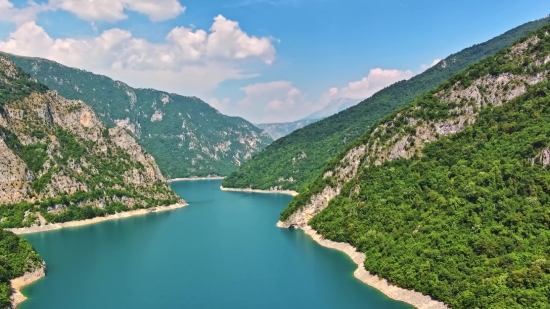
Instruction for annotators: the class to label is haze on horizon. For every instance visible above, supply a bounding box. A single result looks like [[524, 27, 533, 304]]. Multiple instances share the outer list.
[[0, 0, 548, 123]]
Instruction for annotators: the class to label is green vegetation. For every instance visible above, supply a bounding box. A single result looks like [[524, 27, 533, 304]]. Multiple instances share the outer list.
[[0, 126, 48, 174], [0, 54, 181, 229], [3, 55, 272, 178], [310, 81, 550, 308], [0, 63, 47, 107], [280, 22, 550, 309], [223, 18, 550, 191], [0, 230, 42, 308]]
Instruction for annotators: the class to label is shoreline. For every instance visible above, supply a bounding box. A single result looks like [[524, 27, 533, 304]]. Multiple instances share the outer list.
[[8, 203, 188, 235], [278, 222, 449, 309], [167, 177, 225, 182], [220, 186, 298, 196], [10, 262, 47, 308]]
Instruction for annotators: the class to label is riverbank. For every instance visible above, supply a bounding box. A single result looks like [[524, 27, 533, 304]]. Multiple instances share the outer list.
[[8, 203, 188, 235], [220, 186, 298, 196], [167, 177, 225, 182], [11, 262, 47, 308], [278, 222, 449, 309]]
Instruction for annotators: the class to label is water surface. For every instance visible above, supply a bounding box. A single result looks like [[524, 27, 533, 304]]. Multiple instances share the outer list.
[[21, 180, 412, 309]]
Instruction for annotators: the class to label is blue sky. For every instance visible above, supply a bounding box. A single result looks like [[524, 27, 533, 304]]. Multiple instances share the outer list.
[[0, 0, 549, 123]]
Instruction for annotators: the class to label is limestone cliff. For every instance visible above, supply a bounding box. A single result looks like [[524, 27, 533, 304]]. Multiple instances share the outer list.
[[0, 55, 183, 228], [280, 28, 550, 228]]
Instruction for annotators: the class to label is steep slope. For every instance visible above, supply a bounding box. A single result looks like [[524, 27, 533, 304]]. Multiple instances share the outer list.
[[279, 24, 550, 308], [255, 119, 318, 140], [3, 55, 273, 178], [223, 18, 550, 191], [0, 230, 44, 308], [0, 55, 182, 227], [301, 97, 359, 121]]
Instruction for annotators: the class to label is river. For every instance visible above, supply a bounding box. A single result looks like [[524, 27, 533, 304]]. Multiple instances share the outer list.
[[20, 180, 412, 309]]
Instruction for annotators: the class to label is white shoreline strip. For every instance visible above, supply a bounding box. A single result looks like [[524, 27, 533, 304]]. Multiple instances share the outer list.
[[279, 223, 449, 309], [220, 186, 298, 196], [10, 263, 46, 308], [7, 203, 188, 235], [167, 177, 225, 182]]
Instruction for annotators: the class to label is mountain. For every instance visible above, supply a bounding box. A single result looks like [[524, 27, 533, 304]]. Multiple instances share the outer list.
[[255, 119, 318, 140], [255, 98, 359, 140], [3, 55, 273, 179], [222, 18, 550, 192], [301, 97, 359, 121], [0, 55, 185, 306], [0, 55, 183, 225], [280, 24, 550, 308]]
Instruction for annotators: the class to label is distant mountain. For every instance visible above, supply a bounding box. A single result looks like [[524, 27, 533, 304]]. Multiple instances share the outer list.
[[255, 98, 359, 140], [255, 119, 319, 140], [301, 98, 358, 121], [222, 17, 550, 191], [4, 54, 273, 178]]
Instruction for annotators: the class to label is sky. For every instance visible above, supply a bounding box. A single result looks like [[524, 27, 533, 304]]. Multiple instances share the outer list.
[[0, 1, 549, 123]]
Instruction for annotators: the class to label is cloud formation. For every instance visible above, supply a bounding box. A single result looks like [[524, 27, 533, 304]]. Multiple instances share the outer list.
[[421, 58, 442, 71], [213, 81, 313, 123], [324, 68, 414, 101], [0, 15, 276, 95], [0, 0, 49, 24], [216, 67, 417, 123]]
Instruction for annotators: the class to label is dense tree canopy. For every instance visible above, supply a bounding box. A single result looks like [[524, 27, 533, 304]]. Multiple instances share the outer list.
[[223, 18, 550, 192]]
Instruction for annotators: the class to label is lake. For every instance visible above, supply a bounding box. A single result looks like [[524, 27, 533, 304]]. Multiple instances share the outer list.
[[20, 180, 412, 309]]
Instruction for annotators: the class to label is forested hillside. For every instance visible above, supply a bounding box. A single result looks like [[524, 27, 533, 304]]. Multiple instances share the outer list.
[[0, 55, 182, 227], [4, 55, 273, 178], [0, 230, 43, 308], [280, 24, 550, 308], [223, 18, 550, 191]]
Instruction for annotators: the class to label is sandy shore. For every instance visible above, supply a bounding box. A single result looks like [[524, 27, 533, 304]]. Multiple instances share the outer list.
[[278, 222, 449, 309], [167, 177, 225, 182], [220, 186, 298, 196], [8, 203, 188, 235], [11, 263, 47, 308]]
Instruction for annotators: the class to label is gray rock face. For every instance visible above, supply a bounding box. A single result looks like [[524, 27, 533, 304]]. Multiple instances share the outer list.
[[280, 32, 550, 228], [6, 53, 273, 178], [0, 55, 181, 212]]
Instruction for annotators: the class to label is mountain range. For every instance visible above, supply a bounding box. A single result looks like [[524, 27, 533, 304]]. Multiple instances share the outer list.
[[279, 23, 550, 308], [222, 17, 550, 192], [0, 54, 183, 306], [255, 98, 359, 140], [4, 54, 273, 179]]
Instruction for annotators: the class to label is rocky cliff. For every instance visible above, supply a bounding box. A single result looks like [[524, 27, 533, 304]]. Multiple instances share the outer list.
[[4, 54, 273, 178], [279, 24, 550, 309], [0, 55, 182, 228], [280, 29, 550, 228], [222, 18, 550, 192]]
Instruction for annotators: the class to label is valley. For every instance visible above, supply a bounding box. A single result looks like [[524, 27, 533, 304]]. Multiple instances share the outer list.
[[1, 3, 550, 309]]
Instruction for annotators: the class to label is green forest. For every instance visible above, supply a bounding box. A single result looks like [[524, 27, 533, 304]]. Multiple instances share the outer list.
[[310, 81, 550, 309], [280, 22, 550, 309], [223, 18, 550, 192], [0, 230, 42, 308], [5, 54, 272, 178], [0, 55, 181, 228]]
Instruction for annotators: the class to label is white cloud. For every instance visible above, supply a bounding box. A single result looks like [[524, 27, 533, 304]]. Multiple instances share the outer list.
[[0, 0, 49, 24], [421, 58, 442, 71], [323, 68, 414, 102], [224, 67, 416, 123], [48, 0, 186, 22], [0, 16, 276, 96], [216, 81, 313, 123]]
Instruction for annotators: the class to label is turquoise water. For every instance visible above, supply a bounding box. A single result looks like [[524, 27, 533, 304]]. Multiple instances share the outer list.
[[20, 180, 412, 309]]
